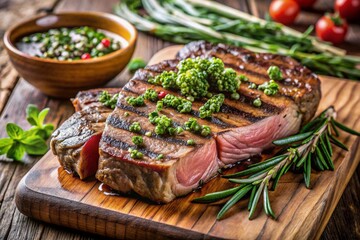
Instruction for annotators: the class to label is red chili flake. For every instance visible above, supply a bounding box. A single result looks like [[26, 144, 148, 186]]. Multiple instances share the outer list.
[[101, 38, 111, 48], [81, 53, 91, 60], [158, 91, 168, 99]]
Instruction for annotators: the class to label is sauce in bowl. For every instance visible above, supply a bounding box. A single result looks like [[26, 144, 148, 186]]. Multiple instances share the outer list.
[[16, 26, 128, 60]]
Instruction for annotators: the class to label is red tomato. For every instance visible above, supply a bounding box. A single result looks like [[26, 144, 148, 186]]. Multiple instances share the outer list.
[[269, 0, 300, 25], [158, 91, 167, 99], [101, 38, 111, 48], [294, 0, 317, 8], [81, 53, 91, 60], [316, 14, 348, 44], [335, 0, 360, 20]]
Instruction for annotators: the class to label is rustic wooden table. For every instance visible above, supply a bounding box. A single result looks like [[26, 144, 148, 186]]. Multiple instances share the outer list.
[[0, 0, 359, 239]]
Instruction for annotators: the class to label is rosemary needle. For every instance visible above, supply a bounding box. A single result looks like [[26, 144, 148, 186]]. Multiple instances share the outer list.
[[192, 106, 360, 220]]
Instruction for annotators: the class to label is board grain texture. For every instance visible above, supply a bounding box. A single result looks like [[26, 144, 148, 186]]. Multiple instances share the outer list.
[[15, 45, 360, 240]]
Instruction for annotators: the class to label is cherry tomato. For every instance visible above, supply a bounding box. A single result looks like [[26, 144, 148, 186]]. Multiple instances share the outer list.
[[81, 53, 91, 60], [294, 0, 317, 8], [158, 91, 167, 99], [316, 13, 348, 44], [101, 38, 111, 48], [335, 0, 360, 20], [269, 0, 300, 25]]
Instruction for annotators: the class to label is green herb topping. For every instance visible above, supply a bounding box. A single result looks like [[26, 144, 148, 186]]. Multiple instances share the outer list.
[[258, 80, 279, 96], [128, 148, 143, 159], [99, 91, 119, 109], [267, 66, 283, 81], [148, 111, 175, 135], [176, 126, 184, 134], [184, 118, 212, 137], [148, 57, 241, 100], [19, 26, 121, 60], [149, 71, 177, 89], [253, 97, 262, 107], [199, 94, 225, 118], [156, 100, 164, 111], [143, 89, 158, 102], [126, 95, 145, 107], [156, 154, 164, 160], [145, 131, 152, 137], [249, 83, 257, 89], [187, 139, 195, 145], [132, 136, 143, 146], [128, 58, 147, 73], [129, 122, 141, 133], [0, 104, 54, 161], [162, 94, 192, 113]]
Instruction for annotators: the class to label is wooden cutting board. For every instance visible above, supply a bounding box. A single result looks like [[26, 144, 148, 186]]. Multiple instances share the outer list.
[[15, 46, 360, 240]]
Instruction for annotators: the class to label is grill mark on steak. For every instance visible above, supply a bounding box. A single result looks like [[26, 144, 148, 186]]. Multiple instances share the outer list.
[[132, 62, 285, 117], [106, 115, 191, 145], [102, 135, 164, 159], [124, 79, 276, 125], [120, 88, 235, 128]]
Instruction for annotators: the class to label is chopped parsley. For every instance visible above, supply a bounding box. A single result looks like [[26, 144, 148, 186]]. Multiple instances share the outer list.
[[162, 94, 192, 113], [258, 80, 279, 96], [199, 93, 225, 118], [99, 91, 119, 109], [148, 111, 175, 135], [143, 89, 158, 102], [156, 100, 164, 111], [184, 118, 212, 137], [128, 148, 143, 159], [267, 66, 283, 81], [147, 57, 241, 100], [126, 95, 144, 107], [132, 136, 143, 146], [253, 97, 262, 107], [129, 122, 141, 133], [128, 58, 147, 73]]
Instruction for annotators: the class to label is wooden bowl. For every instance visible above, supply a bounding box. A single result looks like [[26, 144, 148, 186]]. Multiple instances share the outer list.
[[3, 12, 137, 98]]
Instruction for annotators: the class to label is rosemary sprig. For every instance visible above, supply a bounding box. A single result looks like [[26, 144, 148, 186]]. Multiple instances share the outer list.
[[192, 106, 360, 220]]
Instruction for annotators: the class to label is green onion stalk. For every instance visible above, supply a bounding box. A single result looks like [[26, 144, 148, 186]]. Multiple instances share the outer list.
[[114, 0, 360, 80]]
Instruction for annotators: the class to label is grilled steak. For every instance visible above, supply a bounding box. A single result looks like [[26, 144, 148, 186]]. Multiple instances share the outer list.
[[51, 88, 119, 179], [96, 42, 321, 203]]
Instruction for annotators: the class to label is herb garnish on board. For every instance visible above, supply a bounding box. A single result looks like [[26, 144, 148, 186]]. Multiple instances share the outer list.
[[193, 106, 360, 220], [0, 105, 54, 161]]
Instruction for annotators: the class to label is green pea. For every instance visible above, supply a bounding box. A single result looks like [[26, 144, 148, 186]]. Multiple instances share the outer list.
[[187, 139, 195, 145]]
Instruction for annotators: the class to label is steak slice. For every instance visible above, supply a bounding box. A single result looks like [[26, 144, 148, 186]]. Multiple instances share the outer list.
[[97, 42, 321, 203], [51, 88, 119, 179]]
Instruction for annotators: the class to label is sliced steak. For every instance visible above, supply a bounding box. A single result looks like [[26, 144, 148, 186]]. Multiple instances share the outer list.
[[97, 42, 320, 203], [51, 88, 120, 179]]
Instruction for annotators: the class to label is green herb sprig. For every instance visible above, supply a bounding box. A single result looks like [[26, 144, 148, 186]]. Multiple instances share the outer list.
[[99, 91, 120, 109], [193, 106, 359, 220], [0, 105, 54, 161]]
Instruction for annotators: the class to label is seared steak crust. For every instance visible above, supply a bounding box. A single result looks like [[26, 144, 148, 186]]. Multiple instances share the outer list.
[[176, 41, 321, 124], [97, 42, 320, 202], [51, 88, 120, 179]]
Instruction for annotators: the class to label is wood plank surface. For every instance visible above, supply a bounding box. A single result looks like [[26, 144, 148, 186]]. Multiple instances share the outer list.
[[15, 45, 360, 240], [0, 0, 359, 239]]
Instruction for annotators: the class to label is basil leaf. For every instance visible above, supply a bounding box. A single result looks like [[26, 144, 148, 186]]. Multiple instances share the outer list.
[[21, 136, 48, 155], [0, 138, 14, 155], [6, 142, 25, 161], [26, 104, 40, 126], [6, 123, 25, 140], [38, 108, 49, 126]]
